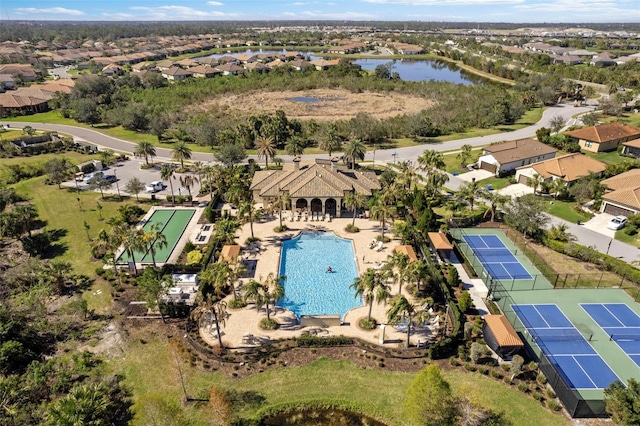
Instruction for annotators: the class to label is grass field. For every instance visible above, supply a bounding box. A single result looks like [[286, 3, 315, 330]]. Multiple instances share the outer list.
[[116, 336, 569, 426], [478, 176, 512, 190], [541, 199, 593, 223], [0, 151, 97, 183], [584, 150, 628, 166]]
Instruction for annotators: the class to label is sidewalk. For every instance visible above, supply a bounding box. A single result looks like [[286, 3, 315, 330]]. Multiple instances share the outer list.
[[449, 252, 490, 316]]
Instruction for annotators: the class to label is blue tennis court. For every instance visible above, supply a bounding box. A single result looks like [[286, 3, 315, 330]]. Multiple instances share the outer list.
[[463, 234, 532, 280], [513, 304, 620, 389], [582, 303, 640, 367]]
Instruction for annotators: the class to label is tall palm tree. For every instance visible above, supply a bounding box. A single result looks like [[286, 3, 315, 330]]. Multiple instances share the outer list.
[[143, 222, 168, 268], [262, 272, 285, 321], [13, 203, 38, 237], [179, 174, 198, 198], [343, 191, 366, 227], [457, 144, 473, 168], [417, 150, 448, 198], [483, 190, 509, 222], [351, 268, 390, 322], [134, 140, 156, 165], [370, 187, 396, 243], [243, 279, 267, 312], [160, 165, 175, 205], [92, 229, 122, 287], [214, 218, 239, 245], [191, 295, 227, 348], [238, 199, 261, 240], [199, 261, 232, 299], [285, 136, 305, 156], [550, 178, 566, 200], [529, 173, 545, 195], [318, 123, 342, 158], [272, 188, 289, 229], [408, 259, 430, 292], [383, 251, 411, 294], [172, 141, 192, 169], [387, 295, 428, 348], [39, 260, 73, 295], [458, 180, 480, 213], [99, 149, 116, 168], [343, 139, 366, 169], [255, 135, 276, 169], [113, 224, 145, 275]]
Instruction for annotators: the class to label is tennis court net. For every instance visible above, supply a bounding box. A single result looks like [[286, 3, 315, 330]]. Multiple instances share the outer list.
[[474, 248, 518, 259], [529, 328, 589, 342]]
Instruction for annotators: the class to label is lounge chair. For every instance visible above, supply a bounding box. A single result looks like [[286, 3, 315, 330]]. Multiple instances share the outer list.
[[374, 241, 384, 252], [325, 213, 331, 222]]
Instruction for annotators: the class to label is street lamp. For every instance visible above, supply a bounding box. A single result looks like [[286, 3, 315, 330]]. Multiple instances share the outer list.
[[392, 152, 398, 164], [606, 238, 613, 256]]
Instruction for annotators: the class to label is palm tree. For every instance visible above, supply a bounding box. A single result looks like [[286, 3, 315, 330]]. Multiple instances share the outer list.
[[179, 174, 198, 198], [417, 150, 448, 198], [243, 279, 267, 312], [142, 222, 168, 268], [191, 294, 227, 348], [160, 165, 175, 205], [285, 136, 305, 156], [92, 229, 122, 287], [318, 123, 342, 158], [550, 178, 566, 199], [199, 261, 232, 299], [172, 141, 192, 169], [272, 188, 290, 229], [262, 272, 285, 321], [134, 141, 156, 165], [255, 135, 276, 169], [99, 149, 116, 168], [383, 251, 411, 294], [13, 203, 38, 237], [529, 173, 545, 195], [408, 259, 430, 292], [40, 260, 73, 294], [214, 218, 239, 245], [458, 180, 480, 212], [343, 191, 366, 227], [387, 295, 428, 348], [370, 187, 396, 243], [483, 190, 509, 222], [417, 149, 445, 176], [113, 224, 145, 275], [45, 382, 111, 425], [351, 268, 389, 322], [457, 144, 473, 168], [343, 139, 366, 169], [238, 199, 261, 240]]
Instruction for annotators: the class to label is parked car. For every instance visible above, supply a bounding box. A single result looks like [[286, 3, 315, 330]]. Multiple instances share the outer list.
[[145, 181, 164, 192], [83, 171, 104, 184], [104, 175, 117, 183], [607, 216, 628, 230]]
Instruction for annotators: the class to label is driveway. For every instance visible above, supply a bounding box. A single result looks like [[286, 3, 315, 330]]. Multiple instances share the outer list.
[[496, 183, 534, 198], [456, 169, 493, 183], [582, 212, 616, 239]]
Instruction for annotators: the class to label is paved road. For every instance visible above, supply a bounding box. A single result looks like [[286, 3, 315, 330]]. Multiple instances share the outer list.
[[547, 215, 640, 263], [4, 103, 593, 165]]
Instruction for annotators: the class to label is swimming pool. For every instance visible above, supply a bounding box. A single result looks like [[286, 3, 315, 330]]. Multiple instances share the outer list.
[[117, 208, 195, 264], [277, 231, 360, 320]]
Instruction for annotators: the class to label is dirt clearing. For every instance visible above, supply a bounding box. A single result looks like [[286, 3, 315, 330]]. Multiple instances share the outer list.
[[196, 88, 434, 121]]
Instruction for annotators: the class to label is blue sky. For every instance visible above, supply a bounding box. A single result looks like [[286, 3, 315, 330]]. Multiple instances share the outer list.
[[3, 0, 639, 23]]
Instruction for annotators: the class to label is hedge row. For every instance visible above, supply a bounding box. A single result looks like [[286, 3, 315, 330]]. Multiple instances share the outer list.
[[543, 237, 640, 285], [428, 280, 465, 359], [296, 334, 353, 347]]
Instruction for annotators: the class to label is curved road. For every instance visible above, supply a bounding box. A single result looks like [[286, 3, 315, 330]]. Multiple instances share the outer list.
[[4, 103, 593, 164]]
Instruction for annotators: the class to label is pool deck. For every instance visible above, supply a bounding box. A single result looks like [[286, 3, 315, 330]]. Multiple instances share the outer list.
[[200, 212, 442, 349]]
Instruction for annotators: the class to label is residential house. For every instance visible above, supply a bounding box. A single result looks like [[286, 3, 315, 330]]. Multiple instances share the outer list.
[[477, 138, 558, 175], [250, 158, 380, 218], [590, 52, 617, 67], [215, 63, 243, 75], [0, 93, 48, 116], [161, 66, 193, 81], [0, 64, 38, 81], [102, 63, 124, 76], [621, 138, 640, 158], [189, 65, 220, 78], [0, 74, 15, 90], [600, 169, 640, 216], [565, 123, 640, 153], [243, 62, 270, 73], [514, 153, 606, 185]]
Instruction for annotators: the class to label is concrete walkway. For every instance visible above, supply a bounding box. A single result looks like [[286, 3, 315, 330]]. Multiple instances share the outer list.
[[450, 252, 490, 316]]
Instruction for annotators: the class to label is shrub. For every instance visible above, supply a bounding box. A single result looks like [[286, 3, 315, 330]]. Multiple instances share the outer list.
[[537, 373, 548, 384], [259, 318, 279, 330], [183, 241, 196, 253], [186, 249, 203, 266], [490, 370, 503, 380], [463, 363, 476, 372], [518, 382, 529, 393], [469, 342, 486, 363], [510, 354, 525, 377], [546, 388, 556, 398], [344, 223, 359, 233], [228, 299, 246, 309], [358, 317, 377, 330], [547, 400, 561, 411], [296, 334, 353, 347], [477, 366, 489, 375], [458, 290, 472, 313], [532, 391, 544, 401], [274, 225, 289, 232]]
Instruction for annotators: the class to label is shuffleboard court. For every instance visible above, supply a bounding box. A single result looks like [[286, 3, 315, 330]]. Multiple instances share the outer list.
[[118, 208, 195, 264]]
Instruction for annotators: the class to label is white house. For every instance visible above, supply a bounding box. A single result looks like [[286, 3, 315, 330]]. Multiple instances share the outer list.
[[477, 138, 557, 176]]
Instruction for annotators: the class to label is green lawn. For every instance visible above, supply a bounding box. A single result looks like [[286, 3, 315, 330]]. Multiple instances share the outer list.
[[116, 337, 569, 426], [478, 176, 512, 190], [0, 151, 97, 183], [584, 150, 629, 166], [541, 198, 593, 223], [615, 229, 640, 247], [442, 147, 483, 174], [12, 176, 148, 277]]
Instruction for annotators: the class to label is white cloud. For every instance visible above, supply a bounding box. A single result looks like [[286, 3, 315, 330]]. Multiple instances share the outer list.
[[129, 5, 239, 19], [15, 7, 84, 16], [296, 10, 378, 19], [363, 0, 524, 4], [206, 1, 224, 5], [292, 2, 306, 5], [101, 12, 136, 20], [514, 0, 640, 20]]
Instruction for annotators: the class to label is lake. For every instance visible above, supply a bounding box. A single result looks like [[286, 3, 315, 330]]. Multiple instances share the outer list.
[[197, 49, 483, 85]]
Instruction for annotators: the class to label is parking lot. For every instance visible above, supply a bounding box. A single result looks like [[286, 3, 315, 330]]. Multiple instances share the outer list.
[[63, 158, 204, 200]]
